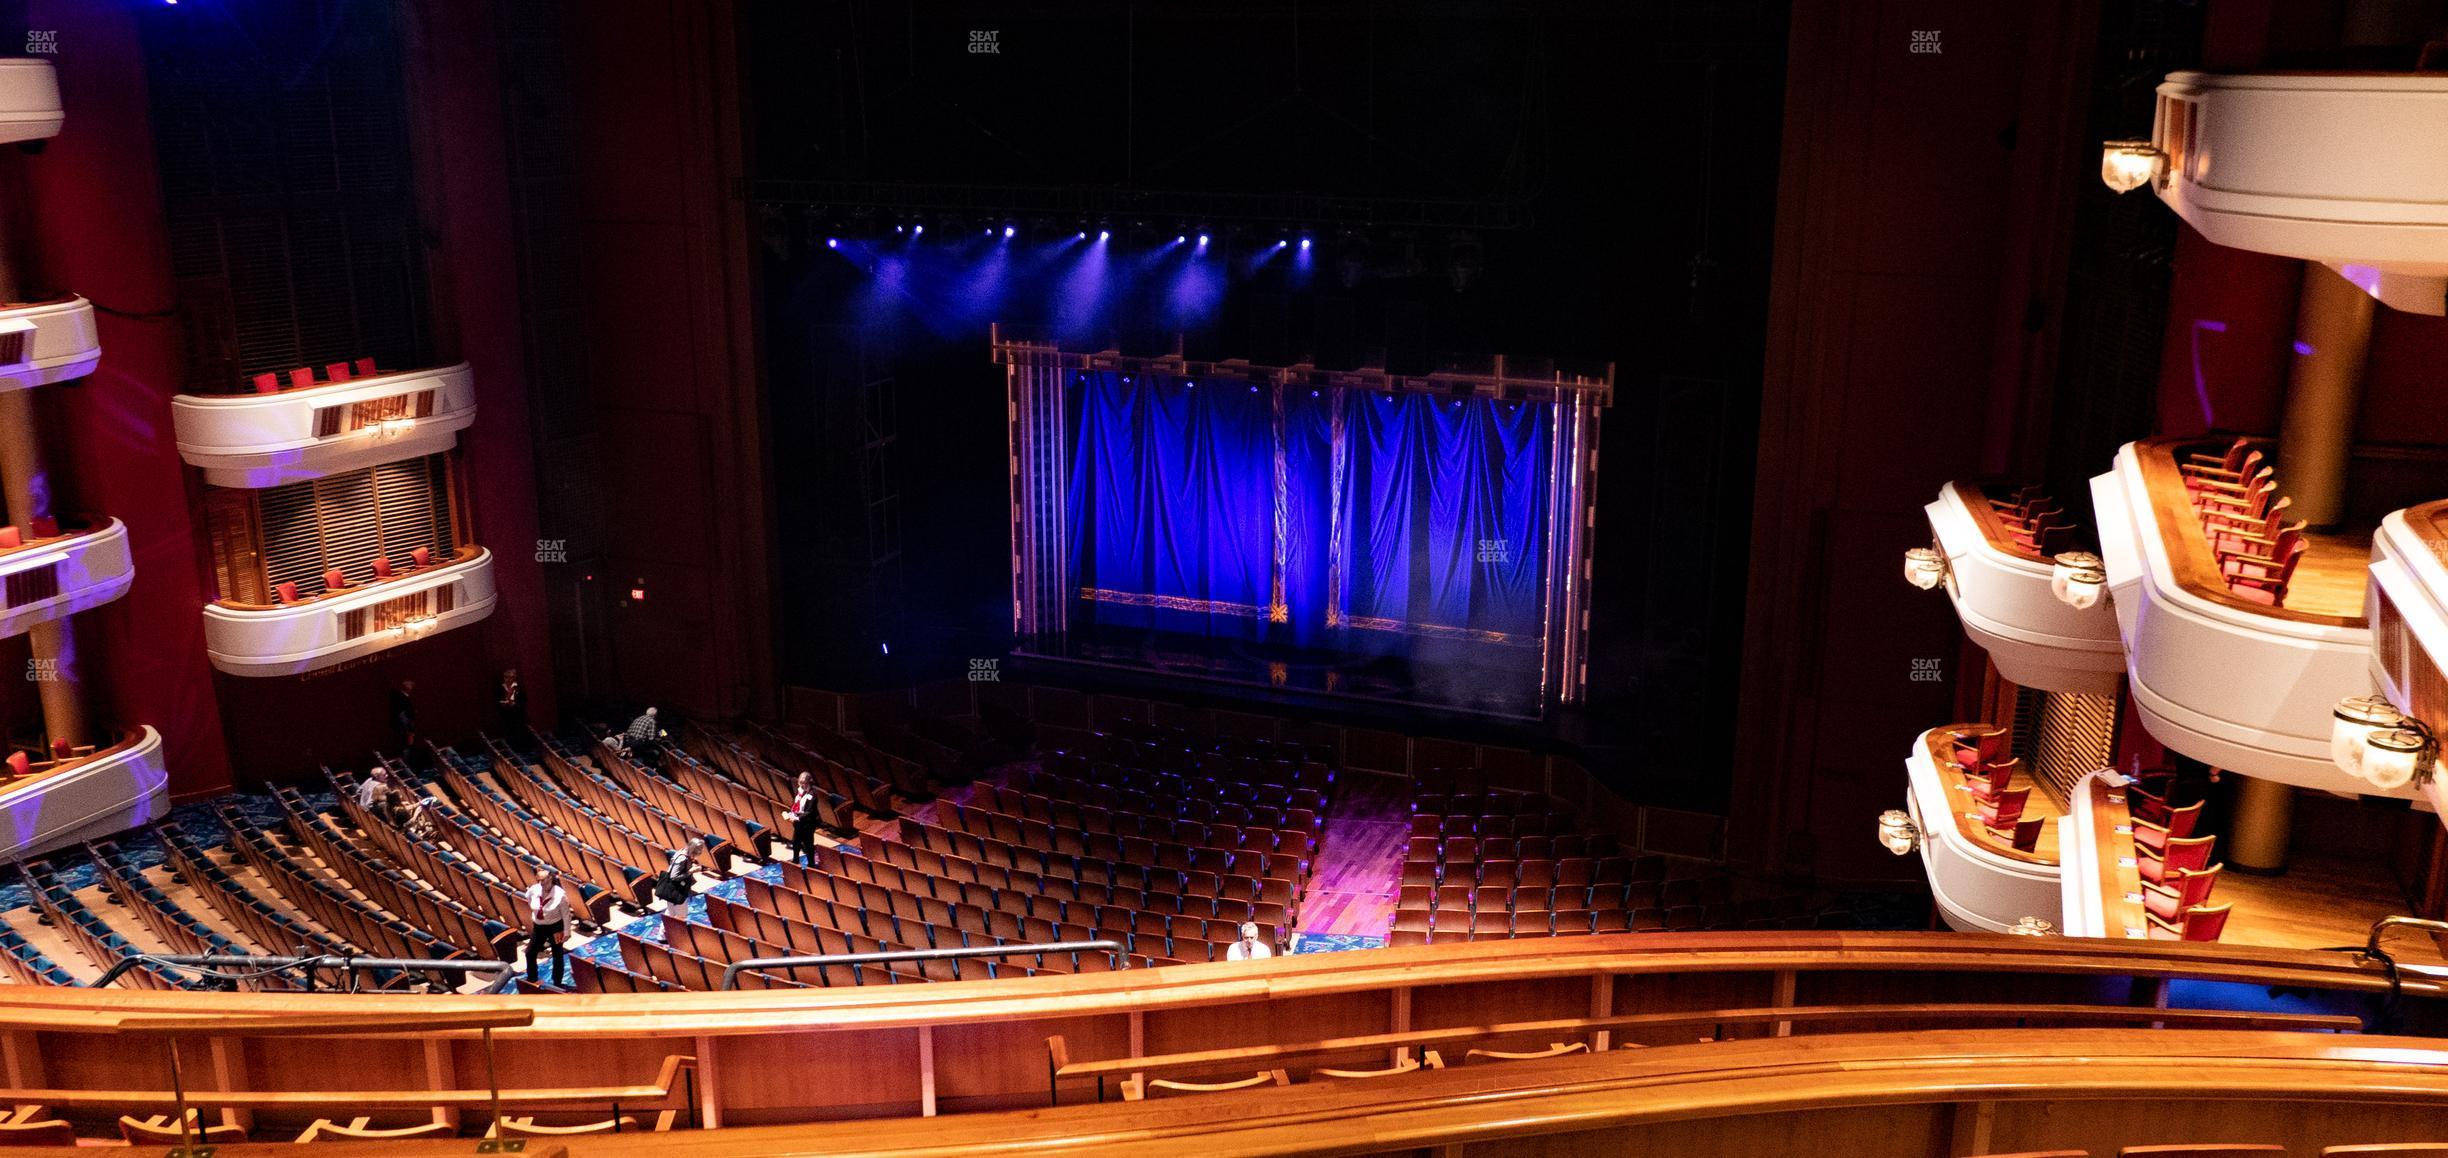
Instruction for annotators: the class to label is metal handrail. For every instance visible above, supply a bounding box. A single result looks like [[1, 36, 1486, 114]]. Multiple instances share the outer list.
[[2362, 916, 2448, 965], [93, 953, 511, 991], [719, 940, 1128, 990]]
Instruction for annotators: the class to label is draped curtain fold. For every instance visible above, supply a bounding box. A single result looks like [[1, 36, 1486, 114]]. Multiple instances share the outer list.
[[1067, 373, 1549, 647]]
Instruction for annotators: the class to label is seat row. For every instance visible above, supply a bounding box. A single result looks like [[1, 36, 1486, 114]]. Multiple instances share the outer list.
[[770, 859, 1258, 962], [1987, 483, 2082, 556], [1946, 731, 2045, 853], [865, 831, 1289, 927], [1044, 750, 1328, 814], [902, 816, 1299, 910], [1004, 765, 1317, 832], [963, 780, 1316, 853], [2180, 437, 2308, 606], [941, 796, 1311, 880]]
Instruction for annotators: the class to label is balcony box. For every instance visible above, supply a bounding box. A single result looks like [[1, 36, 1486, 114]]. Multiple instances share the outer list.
[[203, 546, 497, 677], [2090, 440, 2389, 795], [0, 728, 169, 860], [1903, 726, 2062, 934], [0, 297, 101, 392], [0, 518, 134, 640], [2155, 71, 2448, 314], [1924, 481, 2122, 695], [0, 59, 61, 145], [171, 362, 478, 487]]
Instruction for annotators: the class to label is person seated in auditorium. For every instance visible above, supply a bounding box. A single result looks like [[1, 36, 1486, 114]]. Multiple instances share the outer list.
[[654, 838, 705, 908], [523, 866, 572, 987], [624, 706, 664, 769], [354, 766, 394, 816], [785, 772, 821, 867], [403, 795, 439, 840], [1227, 922, 1274, 961]]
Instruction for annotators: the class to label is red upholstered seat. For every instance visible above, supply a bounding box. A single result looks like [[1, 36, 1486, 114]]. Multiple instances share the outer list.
[[275, 581, 301, 604], [2139, 834, 2217, 886], [323, 568, 348, 592], [288, 367, 315, 389], [4, 751, 27, 779], [28, 514, 56, 538], [2144, 864, 2222, 923], [354, 356, 376, 376], [2147, 901, 2232, 942], [1977, 786, 2029, 830], [372, 556, 395, 579], [0, 527, 18, 550], [2006, 817, 2044, 852], [411, 546, 432, 568], [326, 361, 354, 381], [49, 739, 70, 761], [252, 372, 281, 393]]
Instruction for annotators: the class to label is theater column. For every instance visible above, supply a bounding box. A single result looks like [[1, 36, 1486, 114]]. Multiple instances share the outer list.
[[0, 394, 91, 750], [2227, 262, 2378, 875]]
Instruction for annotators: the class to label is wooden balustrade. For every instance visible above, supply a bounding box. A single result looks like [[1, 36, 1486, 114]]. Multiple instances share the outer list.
[[0, 933, 2436, 1132]]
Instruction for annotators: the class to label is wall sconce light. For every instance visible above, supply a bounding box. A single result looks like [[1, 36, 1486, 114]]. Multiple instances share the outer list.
[[2332, 694, 2406, 780], [392, 614, 439, 639], [1903, 545, 1949, 591], [2009, 916, 2057, 936], [375, 416, 417, 439], [2049, 551, 2106, 609], [2100, 140, 2165, 194], [2362, 723, 2436, 791], [1878, 808, 1923, 856]]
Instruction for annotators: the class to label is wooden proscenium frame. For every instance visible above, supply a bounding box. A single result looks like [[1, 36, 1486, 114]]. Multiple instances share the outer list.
[[989, 326, 1614, 710]]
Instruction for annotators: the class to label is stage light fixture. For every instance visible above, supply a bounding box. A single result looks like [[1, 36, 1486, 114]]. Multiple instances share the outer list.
[[1903, 545, 1948, 591], [1098, 229, 1111, 241], [2049, 551, 2106, 609], [895, 224, 905, 233], [1004, 225, 1016, 238], [825, 238, 839, 249], [2333, 694, 2406, 779], [1299, 237, 1312, 251], [2100, 139, 2165, 193], [1197, 233, 1210, 248], [1877, 809, 1922, 856], [1076, 231, 1087, 239], [1175, 235, 1186, 244], [912, 224, 925, 236]]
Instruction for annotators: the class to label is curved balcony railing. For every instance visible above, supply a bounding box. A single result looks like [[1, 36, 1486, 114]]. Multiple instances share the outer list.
[[0, 518, 134, 640], [1923, 481, 2122, 695], [2368, 499, 2448, 815], [2090, 437, 2387, 794], [0, 58, 61, 145], [1903, 725, 2062, 934], [202, 546, 496, 677], [170, 362, 478, 487], [0, 297, 100, 392], [0, 726, 168, 860], [2155, 71, 2448, 314]]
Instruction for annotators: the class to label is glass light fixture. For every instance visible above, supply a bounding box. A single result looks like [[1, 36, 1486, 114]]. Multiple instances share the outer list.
[[1878, 809, 1921, 856], [1904, 546, 1948, 591], [2362, 727, 2428, 790], [2050, 551, 2107, 610], [2009, 916, 2056, 936], [2100, 140, 2164, 193], [2332, 694, 2406, 779]]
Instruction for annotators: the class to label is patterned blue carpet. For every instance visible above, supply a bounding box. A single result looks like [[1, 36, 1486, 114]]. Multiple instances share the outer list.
[[1287, 932, 1385, 954], [0, 790, 298, 914]]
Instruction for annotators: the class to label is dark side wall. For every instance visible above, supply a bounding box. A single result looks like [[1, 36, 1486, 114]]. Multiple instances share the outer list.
[[18, 0, 563, 791]]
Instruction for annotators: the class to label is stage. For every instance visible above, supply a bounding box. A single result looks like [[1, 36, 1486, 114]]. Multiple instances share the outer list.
[[998, 332, 1610, 721]]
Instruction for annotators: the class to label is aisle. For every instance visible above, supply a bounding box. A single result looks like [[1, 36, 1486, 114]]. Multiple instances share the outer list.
[[1292, 771, 1411, 939]]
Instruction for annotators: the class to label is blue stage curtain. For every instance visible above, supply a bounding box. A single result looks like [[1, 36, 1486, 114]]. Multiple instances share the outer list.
[[1341, 393, 1550, 644], [1066, 374, 1549, 649], [1067, 373, 1272, 637]]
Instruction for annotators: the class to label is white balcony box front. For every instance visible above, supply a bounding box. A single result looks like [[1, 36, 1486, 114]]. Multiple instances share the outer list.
[[1904, 726, 2062, 934], [0, 519, 135, 640], [203, 547, 497, 677], [2090, 441, 2389, 795], [0, 728, 170, 861], [1925, 482, 2123, 695], [2155, 71, 2448, 314], [2368, 501, 2448, 817], [0, 58, 62, 145], [0, 297, 101, 393], [171, 362, 478, 487]]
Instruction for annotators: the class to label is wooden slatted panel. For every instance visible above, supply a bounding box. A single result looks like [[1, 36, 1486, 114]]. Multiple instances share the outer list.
[[259, 477, 328, 595], [254, 454, 454, 597], [2, 563, 60, 608], [2014, 688, 2120, 807], [0, 330, 27, 366], [315, 469, 380, 590], [312, 405, 344, 437], [372, 456, 446, 561]]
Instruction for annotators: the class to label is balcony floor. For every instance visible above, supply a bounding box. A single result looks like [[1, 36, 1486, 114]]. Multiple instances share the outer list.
[[2287, 530, 2374, 619], [2213, 849, 2443, 965]]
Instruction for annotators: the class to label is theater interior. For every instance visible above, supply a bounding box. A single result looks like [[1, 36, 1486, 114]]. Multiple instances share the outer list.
[[6, 0, 2448, 1154]]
